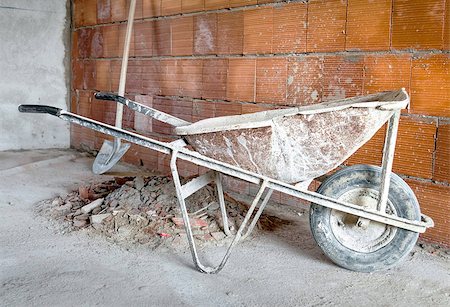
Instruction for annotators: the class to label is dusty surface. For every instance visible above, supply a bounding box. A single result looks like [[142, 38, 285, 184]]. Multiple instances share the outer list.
[[1, 149, 449, 306], [37, 174, 288, 250]]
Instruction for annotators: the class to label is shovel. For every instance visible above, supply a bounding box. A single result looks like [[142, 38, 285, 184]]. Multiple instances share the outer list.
[[92, 0, 137, 174]]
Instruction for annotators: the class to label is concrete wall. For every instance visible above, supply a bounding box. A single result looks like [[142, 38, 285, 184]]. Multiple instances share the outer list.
[[0, 0, 70, 150]]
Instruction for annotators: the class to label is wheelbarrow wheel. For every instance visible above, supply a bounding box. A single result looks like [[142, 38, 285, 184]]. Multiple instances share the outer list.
[[309, 164, 420, 272]]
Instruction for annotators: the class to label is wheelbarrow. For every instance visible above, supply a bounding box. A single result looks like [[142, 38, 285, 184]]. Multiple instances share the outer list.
[[18, 88, 434, 273]]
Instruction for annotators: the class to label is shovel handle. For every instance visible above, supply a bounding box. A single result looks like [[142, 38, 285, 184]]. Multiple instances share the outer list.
[[18, 105, 61, 116]]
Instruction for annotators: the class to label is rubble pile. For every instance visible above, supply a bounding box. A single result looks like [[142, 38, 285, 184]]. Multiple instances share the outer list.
[[39, 175, 289, 249]]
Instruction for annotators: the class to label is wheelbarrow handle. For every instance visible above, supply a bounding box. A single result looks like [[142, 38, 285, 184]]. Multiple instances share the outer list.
[[95, 92, 191, 128], [95, 92, 127, 104], [18, 104, 61, 116]]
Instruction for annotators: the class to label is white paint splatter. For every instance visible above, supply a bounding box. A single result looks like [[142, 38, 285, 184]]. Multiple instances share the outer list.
[[195, 19, 214, 52]]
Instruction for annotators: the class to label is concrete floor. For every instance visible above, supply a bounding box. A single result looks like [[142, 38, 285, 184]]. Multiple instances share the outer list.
[[1, 149, 449, 306]]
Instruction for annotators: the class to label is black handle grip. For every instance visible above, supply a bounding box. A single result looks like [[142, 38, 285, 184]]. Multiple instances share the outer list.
[[94, 92, 126, 104], [18, 105, 61, 116]]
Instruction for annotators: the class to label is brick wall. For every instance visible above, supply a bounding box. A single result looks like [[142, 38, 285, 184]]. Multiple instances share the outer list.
[[71, 0, 449, 246]]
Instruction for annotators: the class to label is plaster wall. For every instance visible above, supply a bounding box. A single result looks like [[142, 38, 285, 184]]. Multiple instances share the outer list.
[[0, 0, 70, 150]]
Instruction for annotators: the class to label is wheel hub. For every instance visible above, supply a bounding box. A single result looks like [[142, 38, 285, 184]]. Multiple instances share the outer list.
[[330, 188, 398, 253]]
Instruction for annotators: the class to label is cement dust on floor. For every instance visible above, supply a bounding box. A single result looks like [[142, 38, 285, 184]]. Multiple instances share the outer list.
[[0, 149, 449, 306]]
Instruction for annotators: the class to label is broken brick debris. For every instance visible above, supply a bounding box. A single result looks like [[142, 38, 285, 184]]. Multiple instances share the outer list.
[[39, 175, 288, 249]]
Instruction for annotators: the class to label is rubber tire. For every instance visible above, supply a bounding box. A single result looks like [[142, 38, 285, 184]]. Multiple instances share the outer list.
[[309, 164, 420, 272]]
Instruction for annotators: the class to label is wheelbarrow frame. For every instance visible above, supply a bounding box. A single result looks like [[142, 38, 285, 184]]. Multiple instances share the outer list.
[[18, 98, 434, 274]]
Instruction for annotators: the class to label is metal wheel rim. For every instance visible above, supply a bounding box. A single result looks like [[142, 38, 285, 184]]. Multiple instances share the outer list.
[[329, 188, 398, 253]]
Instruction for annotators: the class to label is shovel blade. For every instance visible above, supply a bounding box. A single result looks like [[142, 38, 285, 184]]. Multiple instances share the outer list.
[[92, 140, 131, 174]]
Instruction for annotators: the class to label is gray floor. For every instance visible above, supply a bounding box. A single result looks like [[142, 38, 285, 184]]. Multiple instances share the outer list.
[[1, 149, 449, 306]]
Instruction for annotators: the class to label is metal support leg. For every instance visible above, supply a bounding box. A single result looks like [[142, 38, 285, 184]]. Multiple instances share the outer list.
[[170, 151, 269, 274], [241, 189, 273, 240], [377, 110, 401, 213], [215, 172, 231, 236]]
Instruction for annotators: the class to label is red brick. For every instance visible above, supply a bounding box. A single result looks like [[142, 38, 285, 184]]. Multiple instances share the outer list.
[[82, 60, 96, 90], [445, 0, 450, 50], [110, 60, 121, 91], [161, 0, 182, 15], [136, 145, 158, 170], [134, 95, 154, 133], [410, 54, 450, 117], [346, 0, 392, 51], [142, 0, 161, 17], [152, 98, 192, 134], [406, 179, 450, 246], [192, 100, 215, 122], [256, 58, 287, 104], [182, 0, 204, 13], [71, 124, 96, 150], [241, 103, 274, 114], [72, 31, 80, 60], [160, 60, 178, 96], [162, 60, 202, 97], [135, 0, 144, 19], [70, 92, 77, 113], [194, 14, 217, 55], [122, 95, 136, 129], [392, 0, 446, 50], [102, 94, 118, 125], [434, 121, 450, 182], [122, 143, 140, 166], [125, 60, 143, 94], [157, 151, 172, 175], [178, 159, 200, 178], [243, 7, 273, 54], [230, 0, 256, 7], [91, 28, 104, 58], [72, 60, 84, 90], [393, 116, 437, 179], [176, 60, 203, 98], [141, 59, 163, 96], [363, 54, 412, 94], [110, 0, 142, 21], [111, 0, 127, 22], [346, 125, 386, 166], [77, 28, 94, 59], [97, 0, 111, 23], [202, 59, 228, 100], [226, 58, 256, 102], [322, 55, 364, 101], [102, 24, 120, 58], [205, 0, 229, 10], [307, 0, 347, 52], [91, 97, 105, 122], [171, 16, 194, 56], [222, 175, 250, 195], [215, 101, 242, 117], [152, 20, 171, 56], [272, 2, 307, 53], [217, 11, 244, 55], [118, 23, 136, 57], [78, 90, 93, 117], [287, 56, 323, 105], [74, 0, 97, 27], [134, 21, 153, 57], [170, 98, 193, 122]]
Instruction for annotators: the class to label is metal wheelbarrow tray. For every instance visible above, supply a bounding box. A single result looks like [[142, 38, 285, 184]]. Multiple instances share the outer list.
[[19, 88, 434, 274]]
